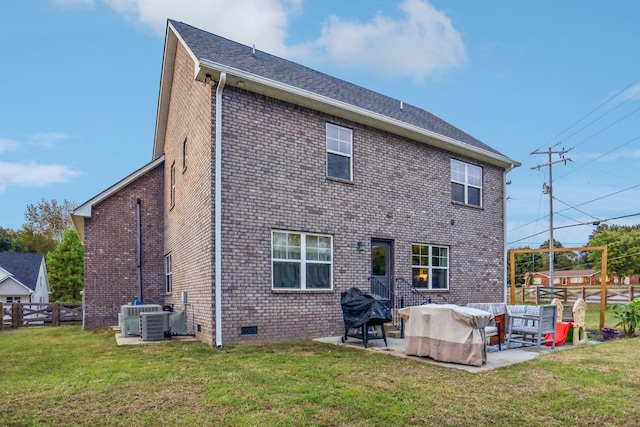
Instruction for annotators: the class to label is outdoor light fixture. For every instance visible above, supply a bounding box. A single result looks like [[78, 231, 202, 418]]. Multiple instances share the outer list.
[[357, 241, 366, 251]]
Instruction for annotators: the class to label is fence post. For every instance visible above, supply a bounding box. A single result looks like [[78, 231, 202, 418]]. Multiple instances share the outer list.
[[12, 302, 22, 328], [0, 302, 3, 330], [631, 285, 635, 301], [53, 302, 60, 326]]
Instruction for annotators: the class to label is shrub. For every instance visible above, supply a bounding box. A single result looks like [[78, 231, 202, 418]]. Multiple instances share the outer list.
[[606, 300, 640, 337]]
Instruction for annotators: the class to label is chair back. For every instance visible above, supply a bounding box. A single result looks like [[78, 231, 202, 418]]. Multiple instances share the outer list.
[[539, 304, 557, 333]]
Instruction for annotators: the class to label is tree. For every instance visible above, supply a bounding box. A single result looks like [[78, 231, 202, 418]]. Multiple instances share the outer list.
[[46, 229, 84, 302], [538, 239, 580, 271], [24, 198, 76, 243], [587, 225, 640, 279], [0, 226, 13, 251], [12, 228, 57, 254], [507, 246, 544, 285]]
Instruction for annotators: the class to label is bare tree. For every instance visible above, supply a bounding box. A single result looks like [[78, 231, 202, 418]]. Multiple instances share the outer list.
[[24, 198, 76, 242]]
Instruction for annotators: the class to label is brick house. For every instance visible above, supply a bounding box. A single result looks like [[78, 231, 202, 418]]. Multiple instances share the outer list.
[[71, 20, 519, 346], [528, 269, 601, 287]]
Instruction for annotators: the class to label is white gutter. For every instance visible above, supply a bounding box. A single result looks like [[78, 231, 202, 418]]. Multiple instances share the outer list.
[[215, 72, 227, 348]]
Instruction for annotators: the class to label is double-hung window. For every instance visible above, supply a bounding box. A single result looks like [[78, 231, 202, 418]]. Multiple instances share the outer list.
[[326, 123, 352, 181], [412, 244, 449, 290], [272, 231, 333, 290], [451, 159, 482, 207], [165, 253, 172, 294]]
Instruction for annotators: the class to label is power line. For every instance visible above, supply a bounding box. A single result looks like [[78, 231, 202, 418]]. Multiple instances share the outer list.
[[533, 76, 640, 152], [556, 134, 640, 181], [507, 212, 640, 246]]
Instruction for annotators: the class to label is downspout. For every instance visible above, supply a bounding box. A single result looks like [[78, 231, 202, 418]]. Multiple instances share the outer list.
[[215, 72, 227, 348], [503, 166, 514, 304], [136, 198, 143, 303]]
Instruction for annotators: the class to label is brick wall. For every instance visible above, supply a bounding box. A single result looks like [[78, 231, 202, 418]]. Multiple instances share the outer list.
[[83, 163, 164, 329], [213, 87, 506, 344], [105, 40, 508, 345], [162, 42, 216, 344]]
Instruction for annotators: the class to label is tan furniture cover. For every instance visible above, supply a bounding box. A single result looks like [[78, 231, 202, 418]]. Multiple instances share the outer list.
[[398, 304, 492, 366]]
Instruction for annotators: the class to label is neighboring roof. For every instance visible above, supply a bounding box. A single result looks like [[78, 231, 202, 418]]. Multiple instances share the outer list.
[[154, 20, 520, 171], [534, 270, 600, 278], [0, 252, 44, 291], [71, 155, 165, 242]]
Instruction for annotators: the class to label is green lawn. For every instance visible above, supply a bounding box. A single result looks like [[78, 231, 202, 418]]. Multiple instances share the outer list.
[[1, 326, 638, 426]]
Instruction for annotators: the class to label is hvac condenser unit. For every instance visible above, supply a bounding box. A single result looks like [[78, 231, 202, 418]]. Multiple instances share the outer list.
[[120, 304, 162, 337], [140, 311, 171, 341]]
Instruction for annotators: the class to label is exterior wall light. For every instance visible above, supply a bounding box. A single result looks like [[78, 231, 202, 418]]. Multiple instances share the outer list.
[[357, 241, 367, 251]]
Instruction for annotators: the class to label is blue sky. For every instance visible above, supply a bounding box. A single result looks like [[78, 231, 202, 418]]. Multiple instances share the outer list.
[[1, 0, 639, 250]]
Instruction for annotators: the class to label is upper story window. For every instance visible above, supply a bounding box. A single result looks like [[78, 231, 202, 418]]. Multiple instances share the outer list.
[[170, 163, 176, 209], [326, 123, 352, 181], [412, 244, 449, 290], [165, 253, 172, 294], [182, 138, 188, 171], [272, 231, 333, 290], [451, 159, 482, 207]]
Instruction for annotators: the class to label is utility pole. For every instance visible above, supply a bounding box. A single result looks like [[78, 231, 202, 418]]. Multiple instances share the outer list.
[[531, 147, 571, 294]]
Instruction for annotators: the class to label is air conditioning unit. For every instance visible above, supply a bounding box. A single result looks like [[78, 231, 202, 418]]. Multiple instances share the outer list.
[[169, 310, 187, 335], [140, 311, 171, 341], [120, 304, 162, 337]]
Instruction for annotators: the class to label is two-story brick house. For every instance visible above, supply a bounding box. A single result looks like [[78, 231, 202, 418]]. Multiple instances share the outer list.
[[72, 20, 519, 346]]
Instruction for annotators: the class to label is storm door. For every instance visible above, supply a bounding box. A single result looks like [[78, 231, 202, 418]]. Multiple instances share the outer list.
[[370, 239, 393, 299]]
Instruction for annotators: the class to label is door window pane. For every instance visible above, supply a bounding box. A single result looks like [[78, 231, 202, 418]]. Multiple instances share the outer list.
[[372, 246, 387, 276]]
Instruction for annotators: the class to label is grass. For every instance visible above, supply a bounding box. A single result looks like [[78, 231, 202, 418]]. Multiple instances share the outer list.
[[1, 326, 639, 426]]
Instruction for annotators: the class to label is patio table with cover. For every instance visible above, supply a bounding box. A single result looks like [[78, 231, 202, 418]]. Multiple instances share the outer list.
[[398, 304, 492, 366]]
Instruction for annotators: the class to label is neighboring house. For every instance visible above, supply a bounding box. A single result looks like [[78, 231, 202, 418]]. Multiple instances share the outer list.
[[0, 252, 50, 304], [71, 20, 520, 346], [529, 269, 601, 287]]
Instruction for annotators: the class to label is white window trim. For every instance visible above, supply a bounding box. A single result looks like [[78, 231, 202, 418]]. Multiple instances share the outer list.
[[451, 159, 482, 207], [272, 230, 334, 290], [411, 244, 450, 290], [326, 123, 353, 181], [170, 163, 176, 209]]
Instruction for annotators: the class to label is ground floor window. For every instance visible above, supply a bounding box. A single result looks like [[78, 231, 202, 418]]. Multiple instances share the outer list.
[[6, 296, 21, 303], [272, 231, 333, 290], [412, 244, 449, 290]]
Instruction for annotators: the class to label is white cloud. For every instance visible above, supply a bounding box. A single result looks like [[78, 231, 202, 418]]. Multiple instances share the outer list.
[[72, 0, 464, 80], [101, 0, 301, 57], [28, 132, 70, 148], [621, 84, 640, 102], [0, 162, 80, 192], [309, 0, 467, 80], [0, 139, 19, 155]]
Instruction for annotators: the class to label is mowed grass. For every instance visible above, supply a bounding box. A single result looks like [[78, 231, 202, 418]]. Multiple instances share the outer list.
[[1, 326, 639, 427]]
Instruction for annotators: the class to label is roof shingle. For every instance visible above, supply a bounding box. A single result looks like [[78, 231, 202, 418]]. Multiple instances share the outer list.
[[169, 20, 507, 159]]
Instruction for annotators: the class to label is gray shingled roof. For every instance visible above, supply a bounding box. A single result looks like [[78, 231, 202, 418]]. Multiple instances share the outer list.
[[0, 252, 44, 291], [169, 20, 506, 158]]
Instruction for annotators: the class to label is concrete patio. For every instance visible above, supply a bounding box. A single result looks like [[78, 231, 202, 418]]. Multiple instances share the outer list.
[[313, 335, 585, 373]]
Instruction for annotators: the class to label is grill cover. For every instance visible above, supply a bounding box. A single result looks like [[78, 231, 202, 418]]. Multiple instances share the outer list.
[[340, 287, 392, 330]]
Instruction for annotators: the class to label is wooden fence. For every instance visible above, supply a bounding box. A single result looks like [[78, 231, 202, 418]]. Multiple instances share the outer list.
[[1, 302, 82, 330], [507, 285, 640, 305]]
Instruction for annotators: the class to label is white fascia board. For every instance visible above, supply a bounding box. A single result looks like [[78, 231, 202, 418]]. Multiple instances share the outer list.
[[73, 155, 165, 219], [154, 22, 204, 159], [198, 58, 521, 170]]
